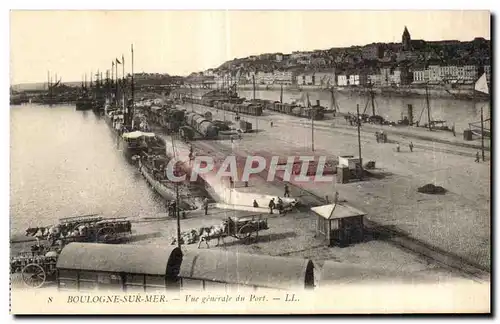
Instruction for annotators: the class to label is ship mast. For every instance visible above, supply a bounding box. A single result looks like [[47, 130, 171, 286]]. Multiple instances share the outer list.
[[131, 44, 135, 128], [425, 83, 432, 131]]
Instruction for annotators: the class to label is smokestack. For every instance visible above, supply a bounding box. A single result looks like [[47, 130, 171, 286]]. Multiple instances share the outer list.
[[316, 100, 320, 107]]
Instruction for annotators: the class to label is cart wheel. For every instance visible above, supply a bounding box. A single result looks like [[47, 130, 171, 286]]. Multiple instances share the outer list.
[[236, 224, 254, 241], [96, 227, 115, 243], [21, 263, 46, 288]]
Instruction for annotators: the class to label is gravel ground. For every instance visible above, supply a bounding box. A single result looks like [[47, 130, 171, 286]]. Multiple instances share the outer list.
[[181, 103, 491, 271]]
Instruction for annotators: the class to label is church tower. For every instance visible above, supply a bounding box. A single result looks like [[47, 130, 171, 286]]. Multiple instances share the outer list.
[[402, 26, 412, 51]]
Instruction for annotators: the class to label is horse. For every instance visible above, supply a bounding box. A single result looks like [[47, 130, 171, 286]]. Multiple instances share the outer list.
[[25, 227, 40, 237], [197, 221, 228, 249]]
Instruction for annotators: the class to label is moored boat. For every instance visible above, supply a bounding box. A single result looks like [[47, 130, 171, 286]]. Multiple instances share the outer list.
[[138, 155, 203, 210], [75, 97, 92, 111]]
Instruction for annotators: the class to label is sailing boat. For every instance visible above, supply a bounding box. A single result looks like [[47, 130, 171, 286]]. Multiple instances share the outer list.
[[358, 83, 386, 124], [327, 86, 340, 114], [117, 45, 168, 162], [76, 74, 92, 111], [468, 73, 490, 138]]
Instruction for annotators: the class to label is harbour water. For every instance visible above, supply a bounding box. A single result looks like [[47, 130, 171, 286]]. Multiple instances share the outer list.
[[238, 89, 491, 132], [10, 104, 167, 236], [9, 92, 490, 235]]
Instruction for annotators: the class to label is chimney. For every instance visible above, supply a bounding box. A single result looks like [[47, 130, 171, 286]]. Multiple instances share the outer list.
[[316, 100, 320, 106]]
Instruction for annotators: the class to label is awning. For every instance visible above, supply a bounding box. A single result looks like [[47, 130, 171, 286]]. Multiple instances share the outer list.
[[179, 248, 314, 290], [122, 131, 156, 139], [56, 243, 182, 276], [311, 203, 366, 220]]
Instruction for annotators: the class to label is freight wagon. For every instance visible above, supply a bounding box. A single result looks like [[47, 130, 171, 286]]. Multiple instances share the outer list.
[[51, 242, 431, 292], [183, 112, 218, 139], [55, 243, 314, 292], [266, 100, 325, 120]]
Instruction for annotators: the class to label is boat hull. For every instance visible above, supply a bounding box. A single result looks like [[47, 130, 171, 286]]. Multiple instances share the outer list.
[[76, 100, 92, 111], [139, 161, 199, 210]]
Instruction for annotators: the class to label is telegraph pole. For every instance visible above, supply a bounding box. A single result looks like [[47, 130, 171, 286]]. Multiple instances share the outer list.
[[176, 182, 181, 249], [357, 104, 363, 180], [481, 107, 485, 161], [190, 85, 193, 112], [311, 110, 315, 152], [131, 44, 135, 119], [252, 75, 256, 101], [425, 84, 432, 131]]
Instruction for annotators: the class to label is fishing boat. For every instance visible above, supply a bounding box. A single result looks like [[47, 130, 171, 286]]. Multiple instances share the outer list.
[[75, 96, 93, 111], [467, 73, 491, 138], [120, 130, 167, 162], [138, 154, 202, 211], [75, 75, 93, 111]]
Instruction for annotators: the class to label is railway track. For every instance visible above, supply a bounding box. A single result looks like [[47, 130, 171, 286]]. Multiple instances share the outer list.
[[185, 102, 489, 159], [191, 138, 490, 283], [288, 119, 487, 159]]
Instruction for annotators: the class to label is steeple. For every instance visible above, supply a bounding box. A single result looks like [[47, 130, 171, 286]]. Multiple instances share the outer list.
[[402, 26, 412, 51]]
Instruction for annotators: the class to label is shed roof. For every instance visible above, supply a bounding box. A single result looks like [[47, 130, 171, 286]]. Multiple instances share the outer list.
[[56, 243, 182, 276], [179, 249, 314, 290], [311, 203, 366, 220], [318, 261, 431, 286]]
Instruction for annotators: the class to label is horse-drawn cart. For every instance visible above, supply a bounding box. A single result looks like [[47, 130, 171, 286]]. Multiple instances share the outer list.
[[13, 214, 133, 288], [25, 214, 132, 246], [10, 250, 58, 288], [226, 215, 269, 240], [193, 214, 269, 248]]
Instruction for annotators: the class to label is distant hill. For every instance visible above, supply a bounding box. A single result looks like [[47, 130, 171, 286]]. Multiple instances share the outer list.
[[11, 81, 81, 92]]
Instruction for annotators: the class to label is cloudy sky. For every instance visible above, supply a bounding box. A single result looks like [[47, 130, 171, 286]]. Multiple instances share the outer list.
[[10, 10, 490, 84]]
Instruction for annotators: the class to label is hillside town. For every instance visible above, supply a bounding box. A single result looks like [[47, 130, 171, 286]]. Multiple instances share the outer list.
[[186, 27, 491, 89]]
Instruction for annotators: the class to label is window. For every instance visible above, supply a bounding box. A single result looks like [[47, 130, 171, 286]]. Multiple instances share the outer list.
[[181, 278, 204, 291], [78, 271, 98, 291], [145, 275, 166, 293], [124, 274, 145, 292], [97, 273, 123, 291], [58, 279, 78, 291], [204, 281, 226, 291]]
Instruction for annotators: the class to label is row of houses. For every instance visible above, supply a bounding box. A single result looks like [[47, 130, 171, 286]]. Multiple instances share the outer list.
[[412, 65, 488, 85], [202, 64, 491, 88]]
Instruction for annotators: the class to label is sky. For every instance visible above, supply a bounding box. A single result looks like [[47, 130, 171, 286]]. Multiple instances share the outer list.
[[10, 10, 490, 84]]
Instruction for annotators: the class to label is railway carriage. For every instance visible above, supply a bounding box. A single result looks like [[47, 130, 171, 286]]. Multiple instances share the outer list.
[[53, 243, 315, 292]]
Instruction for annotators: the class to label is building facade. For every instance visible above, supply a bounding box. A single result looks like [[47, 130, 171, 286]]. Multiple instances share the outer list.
[[273, 70, 293, 85], [315, 71, 336, 87], [484, 65, 491, 83], [337, 75, 348, 87]]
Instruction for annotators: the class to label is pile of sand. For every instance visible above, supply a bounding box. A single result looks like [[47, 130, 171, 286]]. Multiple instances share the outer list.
[[417, 184, 447, 195]]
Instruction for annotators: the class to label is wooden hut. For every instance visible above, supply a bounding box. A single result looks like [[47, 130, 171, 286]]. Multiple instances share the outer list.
[[311, 203, 366, 247]]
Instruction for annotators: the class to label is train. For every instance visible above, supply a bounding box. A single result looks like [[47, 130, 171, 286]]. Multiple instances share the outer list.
[[52, 242, 433, 293], [183, 95, 324, 120], [183, 111, 219, 139], [265, 99, 326, 120], [183, 97, 263, 116]]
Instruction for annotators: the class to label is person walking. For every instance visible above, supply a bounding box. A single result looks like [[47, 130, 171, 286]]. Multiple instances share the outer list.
[[452, 124, 456, 137], [253, 200, 259, 208], [284, 184, 290, 197], [244, 181, 249, 187], [475, 151, 480, 163], [165, 200, 170, 216], [270, 121, 274, 127], [203, 197, 209, 215], [268, 198, 275, 214], [229, 176, 234, 187], [396, 143, 400, 152], [169, 201, 177, 218], [409, 142, 414, 152]]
